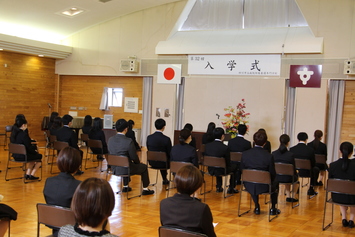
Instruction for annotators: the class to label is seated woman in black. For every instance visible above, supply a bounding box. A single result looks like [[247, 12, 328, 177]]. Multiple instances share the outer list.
[[88, 117, 108, 160], [49, 116, 62, 136], [10, 118, 42, 180], [43, 146, 82, 236], [160, 165, 216, 237], [329, 141, 355, 228], [272, 134, 299, 203], [125, 119, 141, 151], [47, 112, 59, 131], [81, 115, 92, 135], [170, 129, 198, 167], [202, 122, 215, 145], [183, 123, 196, 148]]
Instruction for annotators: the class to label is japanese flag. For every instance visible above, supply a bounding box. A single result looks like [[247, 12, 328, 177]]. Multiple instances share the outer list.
[[157, 64, 182, 84]]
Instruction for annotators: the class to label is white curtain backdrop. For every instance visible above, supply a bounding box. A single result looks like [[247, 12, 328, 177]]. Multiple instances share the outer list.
[[284, 79, 296, 145], [141, 77, 153, 147], [99, 87, 109, 110], [326, 80, 345, 163], [176, 77, 185, 130]]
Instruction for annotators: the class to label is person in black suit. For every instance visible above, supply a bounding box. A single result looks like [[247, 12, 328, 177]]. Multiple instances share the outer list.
[[228, 124, 252, 185], [49, 116, 62, 136], [329, 141, 355, 228], [170, 129, 199, 167], [183, 123, 196, 148], [81, 115, 92, 135], [88, 117, 108, 159], [126, 119, 141, 151], [47, 111, 59, 131], [202, 122, 215, 145], [160, 165, 216, 237], [10, 117, 42, 180], [272, 134, 299, 203], [253, 128, 271, 153], [146, 119, 172, 185], [307, 130, 328, 186], [290, 132, 319, 196], [56, 114, 84, 175], [43, 147, 82, 236], [241, 131, 280, 215], [108, 119, 154, 195], [205, 127, 238, 194]]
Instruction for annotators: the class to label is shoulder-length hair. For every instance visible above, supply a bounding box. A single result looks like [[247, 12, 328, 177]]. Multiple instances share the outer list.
[[57, 147, 81, 173], [175, 166, 203, 195]]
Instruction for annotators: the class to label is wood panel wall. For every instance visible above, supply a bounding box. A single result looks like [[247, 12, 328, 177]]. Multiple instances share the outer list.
[[341, 80, 355, 144], [59, 75, 143, 128], [0, 51, 56, 143]]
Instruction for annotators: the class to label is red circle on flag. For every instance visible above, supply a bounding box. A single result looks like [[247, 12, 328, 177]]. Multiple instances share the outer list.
[[164, 67, 175, 80]]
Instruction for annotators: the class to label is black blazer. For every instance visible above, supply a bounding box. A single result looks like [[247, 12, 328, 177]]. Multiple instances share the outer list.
[[160, 193, 216, 237], [307, 140, 327, 156], [290, 143, 316, 168], [11, 130, 42, 161], [205, 140, 231, 175], [170, 143, 199, 167], [126, 129, 140, 150], [89, 129, 108, 154], [43, 172, 81, 208], [202, 133, 214, 145], [241, 146, 276, 195], [146, 131, 172, 158], [56, 126, 79, 149], [81, 125, 92, 135], [228, 136, 252, 152]]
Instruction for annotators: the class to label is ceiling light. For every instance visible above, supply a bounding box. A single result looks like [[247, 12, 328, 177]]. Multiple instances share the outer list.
[[38, 55, 44, 57], [57, 7, 85, 18]]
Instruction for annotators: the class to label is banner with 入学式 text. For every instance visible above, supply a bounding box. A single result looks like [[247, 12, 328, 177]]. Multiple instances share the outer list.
[[188, 54, 281, 76]]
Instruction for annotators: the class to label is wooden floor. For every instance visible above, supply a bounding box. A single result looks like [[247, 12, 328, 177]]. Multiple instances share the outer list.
[[0, 144, 354, 237]]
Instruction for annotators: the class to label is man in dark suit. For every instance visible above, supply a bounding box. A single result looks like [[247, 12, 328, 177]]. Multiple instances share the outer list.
[[290, 132, 319, 196], [241, 131, 280, 215], [205, 127, 238, 194], [108, 119, 154, 195], [55, 114, 84, 175], [228, 124, 252, 185], [146, 119, 172, 185]]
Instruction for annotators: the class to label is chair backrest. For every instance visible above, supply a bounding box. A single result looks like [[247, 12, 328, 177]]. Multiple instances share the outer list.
[[37, 203, 75, 230], [53, 141, 69, 152], [5, 125, 12, 133], [159, 226, 207, 237], [170, 161, 193, 174], [327, 179, 355, 195], [107, 155, 130, 167], [242, 169, 271, 185], [81, 133, 89, 142], [147, 151, 167, 162], [202, 156, 226, 169], [230, 152, 242, 162], [88, 139, 103, 149], [49, 135, 57, 143], [199, 144, 205, 153], [294, 158, 311, 170], [8, 143, 26, 156], [315, 154, 326, 164], [275, 163, 294, 176]]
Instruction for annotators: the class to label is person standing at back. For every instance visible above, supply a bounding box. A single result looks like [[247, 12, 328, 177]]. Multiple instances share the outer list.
[[146, 118, 172, 185]]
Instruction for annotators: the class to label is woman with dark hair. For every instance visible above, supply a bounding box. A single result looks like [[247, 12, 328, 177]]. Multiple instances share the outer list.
[[89, 117, 108, 159], [43, 147, 82, 236], [183, 123, 196, 148], [253, 128, 271, 153], [308, 130, 328, 185], [329, 141, 355, 228], [47, 112, 59, 130], [160, 166, 216, 237], [170, 129, 199, 167], [125, 119, 141, 151], [81, 115, 92, 135], [59, 177, 117, 237], [10, 118, 42, 180], [49, 116, 62, 136], [202, 122, 216, 145], [272, 134, 299, 203]]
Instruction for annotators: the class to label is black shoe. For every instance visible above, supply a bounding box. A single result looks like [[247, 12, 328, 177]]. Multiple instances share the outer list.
[[28, 175, 39, 180], [142, 189, 155, 195], [342, 219, 349, 227], [24, 174, 30, 180], [269, 208, 281, 215], [96, 155, 104, 161], [254, 207, 260, 215], [227, 188, 239, 194], [75, 170, 84, 175], [286, 197, 299, 203], [307, 188, 318, 196], [349, 220, 355, 228], [162, 180, 170, 185], [216, 187, 223, 193], [122, 186, 132, 192]]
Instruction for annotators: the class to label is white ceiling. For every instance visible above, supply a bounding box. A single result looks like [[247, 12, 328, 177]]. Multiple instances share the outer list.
[[0, 0, 182, 43]]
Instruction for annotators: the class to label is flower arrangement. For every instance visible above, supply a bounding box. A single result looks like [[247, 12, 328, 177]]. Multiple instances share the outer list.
[[221, 99, 250, 138]]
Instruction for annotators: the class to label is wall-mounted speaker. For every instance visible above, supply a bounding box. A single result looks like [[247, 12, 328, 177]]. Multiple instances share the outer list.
[[103, 115, 113, 129], [344, 60, 355, 75], [120, 59, 139, 72]]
